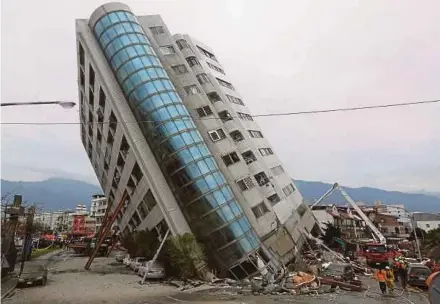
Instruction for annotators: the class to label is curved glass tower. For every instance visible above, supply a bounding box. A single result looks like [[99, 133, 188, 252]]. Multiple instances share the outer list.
[[89, 7, 261, 271]]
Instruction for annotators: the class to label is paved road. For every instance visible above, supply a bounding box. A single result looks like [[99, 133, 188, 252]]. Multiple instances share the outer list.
[[2, 250, 431, 304]]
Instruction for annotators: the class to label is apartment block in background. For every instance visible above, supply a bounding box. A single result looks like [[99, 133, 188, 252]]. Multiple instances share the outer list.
[[76, 2, 317, 279]]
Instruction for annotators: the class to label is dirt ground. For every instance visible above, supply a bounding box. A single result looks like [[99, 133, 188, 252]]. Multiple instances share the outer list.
[[2, 250, 431, 304]]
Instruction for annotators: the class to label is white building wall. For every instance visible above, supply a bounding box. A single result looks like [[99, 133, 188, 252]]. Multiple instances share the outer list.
[[416, 220, 440, 232]]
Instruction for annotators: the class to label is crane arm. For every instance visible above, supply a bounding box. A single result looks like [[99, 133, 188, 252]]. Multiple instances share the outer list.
[[338, 186, 387, 244], [311, 182, 339, 209]]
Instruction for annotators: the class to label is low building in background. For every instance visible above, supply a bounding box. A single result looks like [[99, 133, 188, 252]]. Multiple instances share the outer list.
[[90, 194, 107, 231], [413, 213, 440, 232]]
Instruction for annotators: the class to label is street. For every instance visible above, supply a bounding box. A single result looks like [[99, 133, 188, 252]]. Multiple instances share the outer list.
[[2, 250, 431, 304]]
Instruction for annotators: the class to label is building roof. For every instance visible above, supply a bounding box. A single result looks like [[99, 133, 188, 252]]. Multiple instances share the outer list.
[[413, 213, 440, 221]]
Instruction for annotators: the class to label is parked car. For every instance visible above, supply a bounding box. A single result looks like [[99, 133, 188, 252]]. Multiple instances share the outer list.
[[405, 258, 420, 264], [137, 260, 166, 279], [115, 253, 125, 263], [407, 264, 431, 288], [18, 264, 48, 287], [130, 257, 147, 272], [321, 262, 355, 282], [123, 256, 132, 267]]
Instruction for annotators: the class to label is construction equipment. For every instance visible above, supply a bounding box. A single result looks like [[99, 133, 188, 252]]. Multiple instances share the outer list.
[[84, 191, 128, 270], [311, 182, 386, 244]]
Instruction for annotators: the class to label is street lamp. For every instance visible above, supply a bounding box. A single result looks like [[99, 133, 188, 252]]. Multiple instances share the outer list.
[[1, 101, 76, 109]]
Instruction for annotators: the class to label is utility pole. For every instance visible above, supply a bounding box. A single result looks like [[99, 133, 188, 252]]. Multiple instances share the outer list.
[[19, 206, 36, 276], [1, 195, 23, 274]]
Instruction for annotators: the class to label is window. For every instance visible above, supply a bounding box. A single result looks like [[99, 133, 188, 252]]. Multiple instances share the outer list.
[[184, 85, 201, 95], [143, 190, 157, 211], [248, 130, 263, 138], [207, 92, 221, 103], [236, 177, 254, 191], [252, 202, 269, 218], [160, 45, 175, 55], [196, 105, 213, 117], [197, 46, 218, 61], [267, 194, 281, 206], [271, 165, 284, 176], [254, 172, 270, 186], [226, 94, 244, 105], [242, 151, 257, 164], [149, 26, 165, 35], [176, 39, 189, 50], [426, 224, 430, 228], [259, 148, 274, 156], [186, 56, 200, 67], [222, 152, 240, 166], [208, 128, 226, 142], [218, 110, 233, 122], [89, 64, 95, 89], [216, 78, 235, 90], [89, 88, 94, 107], [131, 163, 143, 185], [283, 183, 296, 196], [196, 73, 210, 85], [230, 130, 244, 142], [98, 87, 106, 109], [207, 62, 225, 74], [237, 112, 253, 121], [172, 64, 188, 74], [79, 42, 85, 66]]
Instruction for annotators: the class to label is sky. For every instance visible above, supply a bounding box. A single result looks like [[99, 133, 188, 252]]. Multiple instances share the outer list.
[[1, 0, 440, 193]]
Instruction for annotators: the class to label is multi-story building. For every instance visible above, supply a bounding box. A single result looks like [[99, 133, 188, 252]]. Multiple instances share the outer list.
[[76, 2, 316, 279], [413, 212, 440, 232], [90, 194, 108, 231], [34, 212, 57, 230]]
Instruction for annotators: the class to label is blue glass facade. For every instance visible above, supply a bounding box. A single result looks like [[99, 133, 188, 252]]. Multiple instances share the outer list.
[[91, 10, 261, 271]]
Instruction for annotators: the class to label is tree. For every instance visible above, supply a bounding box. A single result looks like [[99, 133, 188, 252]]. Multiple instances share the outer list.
[[321, 223, 341, 246], [121, 229, 159, 259], [160, 233, 206, 280], [423, 227, 440, 251], [409, 227, 427, 241]]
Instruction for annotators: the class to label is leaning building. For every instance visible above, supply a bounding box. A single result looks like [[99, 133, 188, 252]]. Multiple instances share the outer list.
[[76, 2, 317, 279]]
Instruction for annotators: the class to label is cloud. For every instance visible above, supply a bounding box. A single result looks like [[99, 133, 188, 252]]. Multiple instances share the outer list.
[[1, 0, 439, 193]]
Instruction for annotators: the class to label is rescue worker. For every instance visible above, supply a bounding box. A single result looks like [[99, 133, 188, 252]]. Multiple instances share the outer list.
[[397, 260, 408, 290], [385, 266, 395, 292], [375, 268, 387, 294]]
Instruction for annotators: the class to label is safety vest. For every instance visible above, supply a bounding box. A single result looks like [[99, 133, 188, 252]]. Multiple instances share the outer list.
[[376, 271, 386, 282]]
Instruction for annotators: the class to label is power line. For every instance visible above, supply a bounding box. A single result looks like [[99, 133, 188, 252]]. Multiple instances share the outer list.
[[1, 99, 438, 126]]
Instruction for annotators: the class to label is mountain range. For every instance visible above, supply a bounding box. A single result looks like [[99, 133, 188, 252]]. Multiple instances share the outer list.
[[1, 178, 439, 213]]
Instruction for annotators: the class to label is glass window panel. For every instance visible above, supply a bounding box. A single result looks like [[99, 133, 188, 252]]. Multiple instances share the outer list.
[[177, 149, 193, 164], [149, 56, 161, 66], [164, 121, 178, 134], [156, 68, 167, 78], [238, 217, 250, 233], [195, 178, 209, 194], [116, 49, 130, 65], [158, 107, 172, 120], [105, 43, 116, 58], [124, 12, 137, 22], [205, 175, 218, 190], [115, 11, 126, 21], [174, 119, 187, 131], [188, 146, 202, 161], [203, 193, 217, 208], [119, 35, 131, 47], [123, 78, 135, 93], [108, 12, 119, 23], [238, 236, 253, 253], [230, 221, 245, 238], [137, 33, 146, 42], [121, 22, 133, 32], [106, 27, 118, 41], [136, 86, 150, 101], [153, 80, 166, 91], [140, 56, 153, 67], [221, 205, 234, 222], [99, 32, 111, 47], [213, 172, 225, 186], [229, 202, 242, 217], [94, 20, 104, 36], [131, 57, 144, 70], [125, 46, 137, 57], [163, 80, 174, 90], [213, 189, 227, 206], [130, 73, 142, 87], [181, 132, 194, 145], [149, 94, 164, 108], [111, 53, 123, 69], [167, 106, 180, 118], [99, 15, 111, 31], [190, 131, 201, 143], [142, 81, 159, 95], [134, 45, 148, 56], [169, 134, 186, 150], [127, 33, 139, 43], [156, 124, 168, 137], [247, 231, 260, 249], [113, 24, 127, 36], [138, 98, 155, 112], [146, 67, 159, 79], [222, 187, 233, 202], [198, 144, 210, 157], [186, 163, 201, 179], [205, 157, 217, 170], [197, 160, 210, 175], [176, 105, 189, 116]]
